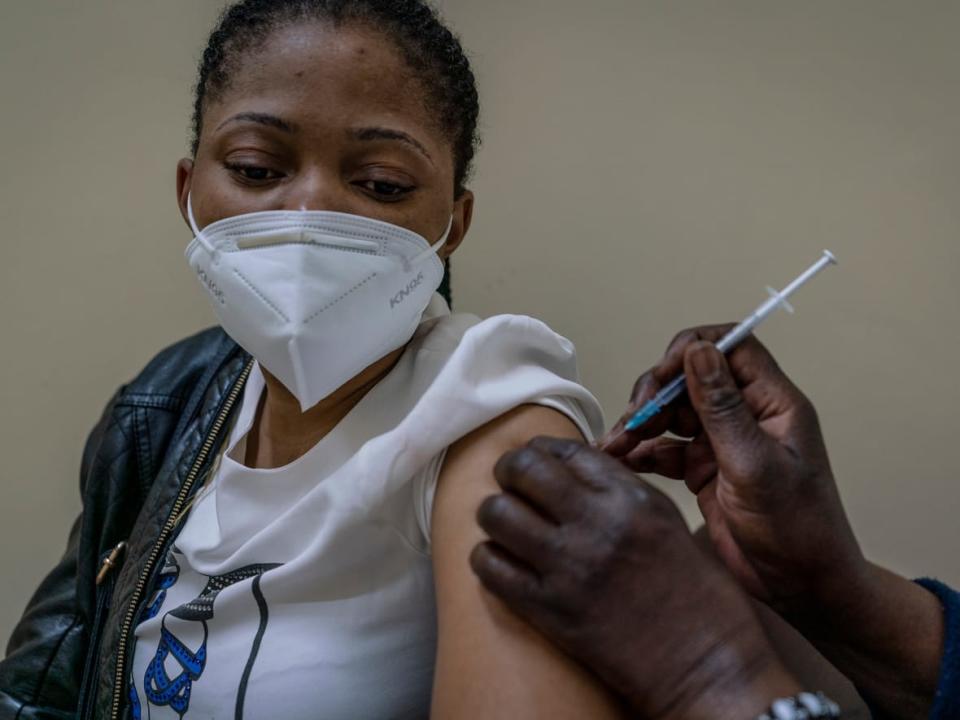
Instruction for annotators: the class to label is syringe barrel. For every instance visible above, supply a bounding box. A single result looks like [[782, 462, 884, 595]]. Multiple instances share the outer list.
[[624, 372, 689, 430], [716, 293, 783, 353], [655, 372, 690, 406], [620, 251, 836, 434]]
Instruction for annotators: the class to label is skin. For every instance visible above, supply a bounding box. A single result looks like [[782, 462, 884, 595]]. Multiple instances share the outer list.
[[471, 436, 801, 720], [604, 329, 944, 717], [176, 20, 625, 717], [603, 327, 864, 611], [433, 408, 627, 718], [473, 325, 945, 717], [176, 21, 473, 469]]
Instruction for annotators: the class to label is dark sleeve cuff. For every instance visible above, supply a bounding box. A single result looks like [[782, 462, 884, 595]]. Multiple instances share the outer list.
[[915, 578, 960, 720]]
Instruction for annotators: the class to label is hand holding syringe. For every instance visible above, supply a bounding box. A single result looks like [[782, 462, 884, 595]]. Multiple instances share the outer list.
[[619, 250, 837, 433]]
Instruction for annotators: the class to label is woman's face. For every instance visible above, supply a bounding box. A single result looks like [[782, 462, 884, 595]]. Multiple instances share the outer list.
[[177, 22, 473, 256]]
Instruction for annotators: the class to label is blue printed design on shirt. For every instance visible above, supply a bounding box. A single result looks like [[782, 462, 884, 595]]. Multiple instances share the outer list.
[[134, 548, 281, 719], [129, 681, 142, 720], [143, 623, 207, 714], [143, 562, 180, 622]]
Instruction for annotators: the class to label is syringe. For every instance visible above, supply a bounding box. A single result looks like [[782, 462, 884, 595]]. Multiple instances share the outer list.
[[623, 250, 838, 432]]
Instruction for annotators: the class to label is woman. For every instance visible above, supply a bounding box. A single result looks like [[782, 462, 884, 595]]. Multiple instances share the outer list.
[[0, 1, 627, 718]]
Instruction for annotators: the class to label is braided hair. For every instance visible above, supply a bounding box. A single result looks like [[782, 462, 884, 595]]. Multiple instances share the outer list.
[[191, 0, 481, 304]]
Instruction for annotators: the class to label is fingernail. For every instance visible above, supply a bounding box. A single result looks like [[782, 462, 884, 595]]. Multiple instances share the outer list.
[[689, 342, 722, 384]]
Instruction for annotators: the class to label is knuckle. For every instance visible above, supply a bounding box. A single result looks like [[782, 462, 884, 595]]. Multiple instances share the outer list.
[[671, 324, 734, 350], [589, 507, 639, 558], [627, 479, 664, 511], [540, 575, 581, 619], [527, 435, 554, 449], [545, 528, 569, 557], [668, 328, 700, 353], [503, 446, 542, 475], [558, 563, 597, 610], [493, 448, 520, 478], [544, 436, 584, 462], [558, 527, 605, 572], [624, 486, 678, 538], [740, 332, 766, 354], [562, 441, 598, 470], [705, 384, 744, 415]]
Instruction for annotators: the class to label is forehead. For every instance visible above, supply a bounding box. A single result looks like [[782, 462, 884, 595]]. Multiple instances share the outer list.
[[205, 21, 445, 150]]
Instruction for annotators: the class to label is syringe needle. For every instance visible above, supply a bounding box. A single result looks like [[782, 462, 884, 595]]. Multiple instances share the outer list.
[[621, 250, 837, 433]]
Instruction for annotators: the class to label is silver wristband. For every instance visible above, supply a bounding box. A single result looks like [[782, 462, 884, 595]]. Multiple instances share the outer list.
[[756, 692, 841, 720]]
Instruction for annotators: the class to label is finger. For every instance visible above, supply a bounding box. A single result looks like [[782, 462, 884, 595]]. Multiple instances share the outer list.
[[723, 334, 793, 391], [656, 328, 795, 403], [671, 404, 703, 439], [620, 435, 718, 493], [626, 326, 739, 412], [683, 342, 772, 479], [469, 541, 544, 608], [525, 435, 585, 462], [599, 325, 738, 453], [722, 335, 813, 425], [477, 492, 558, 570], [621, 437, 690, 477], [681, 434, 719, 495], [598, 371, 669, 452], [696, 486, 769, 600], [600, 399, 703, 457], [493, 445, 583, 522], [658, 324, 736, 384], [529, 436, 634, 493], [596, 370, 680, 457]]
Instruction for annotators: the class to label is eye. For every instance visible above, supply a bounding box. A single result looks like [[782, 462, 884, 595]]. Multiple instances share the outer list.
[[225, 162, 284, 184], [356, 179, 416, 201]]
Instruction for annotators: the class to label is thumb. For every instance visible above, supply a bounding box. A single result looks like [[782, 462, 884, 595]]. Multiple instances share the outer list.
[[683, 342, 767, 477]]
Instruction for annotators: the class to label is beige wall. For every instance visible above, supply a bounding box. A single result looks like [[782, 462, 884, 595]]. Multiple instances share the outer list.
[[0, 0, 957, 640], [0, 1, 225, 634]]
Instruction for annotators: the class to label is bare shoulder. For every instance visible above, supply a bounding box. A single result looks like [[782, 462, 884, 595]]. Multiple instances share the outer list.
[[432, 404, 583, 533], [429, 405, 625, 719], [446, 404, 584, 469]]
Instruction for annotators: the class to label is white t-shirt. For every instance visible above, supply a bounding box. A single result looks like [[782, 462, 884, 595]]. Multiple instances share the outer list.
[[129, 296, 604, 720]]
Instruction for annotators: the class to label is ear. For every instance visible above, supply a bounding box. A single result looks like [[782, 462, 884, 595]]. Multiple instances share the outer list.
[[439, 190, 474, 259], [176, 158, 195, 229]]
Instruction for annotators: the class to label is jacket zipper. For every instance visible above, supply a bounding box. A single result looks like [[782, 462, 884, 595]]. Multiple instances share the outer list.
[[78, 544, 124, 720], [109, 359, 252, 720]]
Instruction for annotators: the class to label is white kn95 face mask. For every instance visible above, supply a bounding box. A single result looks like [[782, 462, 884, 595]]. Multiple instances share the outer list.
[[185, 195, 451, 411]]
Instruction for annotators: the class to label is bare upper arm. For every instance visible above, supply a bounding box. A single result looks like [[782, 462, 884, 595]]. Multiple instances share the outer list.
[[430, 404, 627, 719]]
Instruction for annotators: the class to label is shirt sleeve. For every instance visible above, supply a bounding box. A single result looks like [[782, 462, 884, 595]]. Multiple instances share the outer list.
[[915, 578, 960, 720]]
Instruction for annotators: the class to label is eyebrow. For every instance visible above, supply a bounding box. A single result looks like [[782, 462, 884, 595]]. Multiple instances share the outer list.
[[349, 126, 433, 164], [213, 114, 433, 163], [215, 112, 298, 134]]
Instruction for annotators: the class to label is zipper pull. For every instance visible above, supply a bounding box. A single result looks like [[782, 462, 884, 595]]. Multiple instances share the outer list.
[[96, 541, 127, 586]]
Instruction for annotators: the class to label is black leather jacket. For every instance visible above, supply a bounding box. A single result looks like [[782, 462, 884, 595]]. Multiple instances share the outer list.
[[0, 328, 251, 720]]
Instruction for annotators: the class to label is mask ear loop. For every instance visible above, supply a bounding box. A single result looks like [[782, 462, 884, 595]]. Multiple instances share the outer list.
[[187, 192, 217, 254], [406, 216, 454, 271]]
